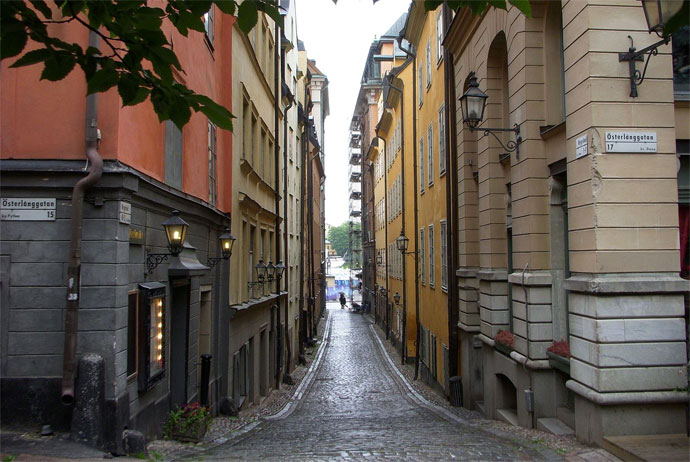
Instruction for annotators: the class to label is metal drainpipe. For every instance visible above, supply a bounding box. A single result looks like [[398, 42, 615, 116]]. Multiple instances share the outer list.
[[378, 134, 389, 340], [62, 31, 104, 405], [282, 55, 293, 375], [397, 34, 420, 380], [442, 1, 460, 381], [274, 16, 282, 389], [298, 117, 307, 359], [388, 77, 407, 365], [308, 137, 315, 339]]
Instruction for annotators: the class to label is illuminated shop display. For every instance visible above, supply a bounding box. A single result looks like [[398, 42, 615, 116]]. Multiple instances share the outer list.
[[138, 282, 166, 392]]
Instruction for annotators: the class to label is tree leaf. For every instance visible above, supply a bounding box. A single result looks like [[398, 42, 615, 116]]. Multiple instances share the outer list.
[[87, 68, 119, 94], [237, 0, 258, 35], [169, 96, 192, 129], [117, 73, 140, 105], [198, 99, 233, 131], [29, 0, 52, 19], [10, 48, 51, 68], [423, 1, 443, 12], [40, 51, 76, 81], [213, 0, 236, 16], [508, 0, 531, 16], [1, 16, 28, 59]]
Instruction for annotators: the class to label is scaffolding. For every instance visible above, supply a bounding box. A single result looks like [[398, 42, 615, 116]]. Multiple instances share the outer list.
[[348, 128, 362, 303]]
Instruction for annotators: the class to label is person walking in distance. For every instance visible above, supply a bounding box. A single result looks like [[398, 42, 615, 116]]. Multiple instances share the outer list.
[[339, 292, 346, 309]]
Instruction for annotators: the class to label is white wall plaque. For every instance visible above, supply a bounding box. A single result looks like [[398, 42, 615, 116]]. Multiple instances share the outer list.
[[1, 198, 56, 221], [576, 134, 588, 159], [119, 201, 132, 225], [605, 131, 657, 153]]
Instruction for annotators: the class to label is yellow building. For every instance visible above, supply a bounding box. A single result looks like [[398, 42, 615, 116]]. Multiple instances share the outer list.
[[399, 3, 455, 392]]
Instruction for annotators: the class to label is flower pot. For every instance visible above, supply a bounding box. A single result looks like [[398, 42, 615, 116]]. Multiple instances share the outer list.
[[547, 350, 570, 375], [171, 421, 208, 443], [494, 341, 513, 356]]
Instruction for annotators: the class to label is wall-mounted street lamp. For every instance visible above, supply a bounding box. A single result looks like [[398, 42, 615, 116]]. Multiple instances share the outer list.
[[393, 292, 400, 306], [207, 228, 236, 268], [396, 231, 417, 256], [376, 252, 383, 266], [248, 259, 285, 295], [459, 72, 522, 158], [146, 210, 189, 274], [619, 0, 682, 97]]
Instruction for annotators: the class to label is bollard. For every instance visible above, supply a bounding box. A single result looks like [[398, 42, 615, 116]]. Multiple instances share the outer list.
[[200, 354, 212, 407], [71, 353, 105, 449]]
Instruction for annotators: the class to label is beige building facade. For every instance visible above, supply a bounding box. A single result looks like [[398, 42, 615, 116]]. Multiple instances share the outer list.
[[445, 0, 688, 445]]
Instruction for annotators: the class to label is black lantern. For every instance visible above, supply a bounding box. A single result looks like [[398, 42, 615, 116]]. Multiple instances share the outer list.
[[275, 261, 286, 279], [220, 228, 236, 259], [459, 73, 488, 130], [266, 261, 276, 282], [376, 253, 383, 266], [393, 292, 400, 305], [396, 232, 409, 253], [641, 0, 683, 37], [255, 259, 267, 283], [145, 210, 190, 275], [208, 228, 236, 268], [162, 210, 189, 255]]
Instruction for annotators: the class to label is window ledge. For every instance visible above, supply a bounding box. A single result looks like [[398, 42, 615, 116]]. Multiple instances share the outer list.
[[539, 121, 566, 140]]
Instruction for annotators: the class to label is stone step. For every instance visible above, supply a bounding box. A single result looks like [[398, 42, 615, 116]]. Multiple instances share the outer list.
[[475, 400, 486, 416], [557, 406, 575, 430], [496, 408, 518, 427], [537, 417, 574, 436]]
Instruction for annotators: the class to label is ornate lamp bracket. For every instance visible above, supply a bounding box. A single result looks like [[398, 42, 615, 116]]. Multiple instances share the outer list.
[[618, 35, 670, 97]]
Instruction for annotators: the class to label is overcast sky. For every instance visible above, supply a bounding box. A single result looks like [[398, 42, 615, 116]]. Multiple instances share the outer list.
[[295, 0, 409, 228]]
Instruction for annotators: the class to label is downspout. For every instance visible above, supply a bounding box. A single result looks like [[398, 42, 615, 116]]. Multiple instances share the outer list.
[[378, 134, 389, 340], [62, 30, 104, 405], [274, 16, 282, 389], [298, 112, 307, 360], [388, 77, 407, 365], [281, 40, 293, 376], [442, 0, 460, 380], [308, 135, 315, 338], [398, 34, 420, 380]]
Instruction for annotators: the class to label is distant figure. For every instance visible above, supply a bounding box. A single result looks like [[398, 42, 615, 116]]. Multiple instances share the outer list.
[[339, 292, 346, 309]]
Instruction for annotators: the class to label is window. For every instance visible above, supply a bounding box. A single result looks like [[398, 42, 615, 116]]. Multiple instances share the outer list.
[[438, 104, 446, 175], [127, 290, 138, 380], [419, 137, 425, 193], [242, 98, 250, 160], [436, 11, 443, 63], [420, 228, 426, 284], [428, 123, 434, 186], [249, 225, 256, 298], [232, 344, 248, 407], [426, 40, 432, 88], [418, 64, 424, 106], [203, 5, 214, 45], [260, 127, 267, 178], [429, 224, 435, 287], [164, 121, 183, 190], [208, 122, 217, 206], [251, 114, 257, 165], [440, 220, 448, 291]]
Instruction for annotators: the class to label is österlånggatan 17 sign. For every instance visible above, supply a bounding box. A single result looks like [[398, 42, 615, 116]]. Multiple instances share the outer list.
[[605, 132, 657, 153], [0, 198, 56, 221]]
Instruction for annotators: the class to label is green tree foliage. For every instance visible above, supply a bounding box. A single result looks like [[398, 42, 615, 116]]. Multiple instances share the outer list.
[[1, 0, 282, 131], [328, 221, 359, 257]]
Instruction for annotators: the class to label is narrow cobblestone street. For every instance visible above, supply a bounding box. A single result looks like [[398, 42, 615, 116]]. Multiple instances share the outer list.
[[187, 304, 553, 461]]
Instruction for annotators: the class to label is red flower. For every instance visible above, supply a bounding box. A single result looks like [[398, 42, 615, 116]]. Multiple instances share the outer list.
[[495, 330, 514, 348], [547, 340, 570, 358]]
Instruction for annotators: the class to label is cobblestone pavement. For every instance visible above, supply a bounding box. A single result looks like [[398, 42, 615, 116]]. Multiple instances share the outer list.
[[183, 304, 558, 461]]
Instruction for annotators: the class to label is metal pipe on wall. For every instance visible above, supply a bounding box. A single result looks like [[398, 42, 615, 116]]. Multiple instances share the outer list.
[[62, 31, 104, 406], [273, 16, 282, 389]]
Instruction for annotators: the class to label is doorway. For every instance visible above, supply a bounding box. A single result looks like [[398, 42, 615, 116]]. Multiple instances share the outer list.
[[170, 279, 190, 408]]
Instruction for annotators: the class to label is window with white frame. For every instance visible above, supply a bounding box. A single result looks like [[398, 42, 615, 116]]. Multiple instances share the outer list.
[[426, 40, 432, 88], [208, 122, 217, 206], [427, 123, 433, 186], [429, 224, 435, 287], [436, 11, 443, 63], [440, 219, 448, 291], [418, 64, 424, 106], [204, 5, 214, 45], [419, 137, 425, 193], [420, 228, 426, 284], [438, 104, 446, 175]]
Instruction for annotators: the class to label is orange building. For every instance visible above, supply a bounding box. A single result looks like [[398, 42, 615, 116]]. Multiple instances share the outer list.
[[1, 4, 234, 446]]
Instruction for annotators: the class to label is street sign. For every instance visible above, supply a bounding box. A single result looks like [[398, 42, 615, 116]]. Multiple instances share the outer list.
[[576, 134, 588, 159], [605, 131, 657, 153], [119, 201, 132, 225], [0, 198, 56, 221]]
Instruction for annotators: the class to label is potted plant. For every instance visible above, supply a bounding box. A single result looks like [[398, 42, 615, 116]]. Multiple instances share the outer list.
[[494, 330, 514, 355], [546, 340, 570, 375], [165, 402, 212, 443]]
